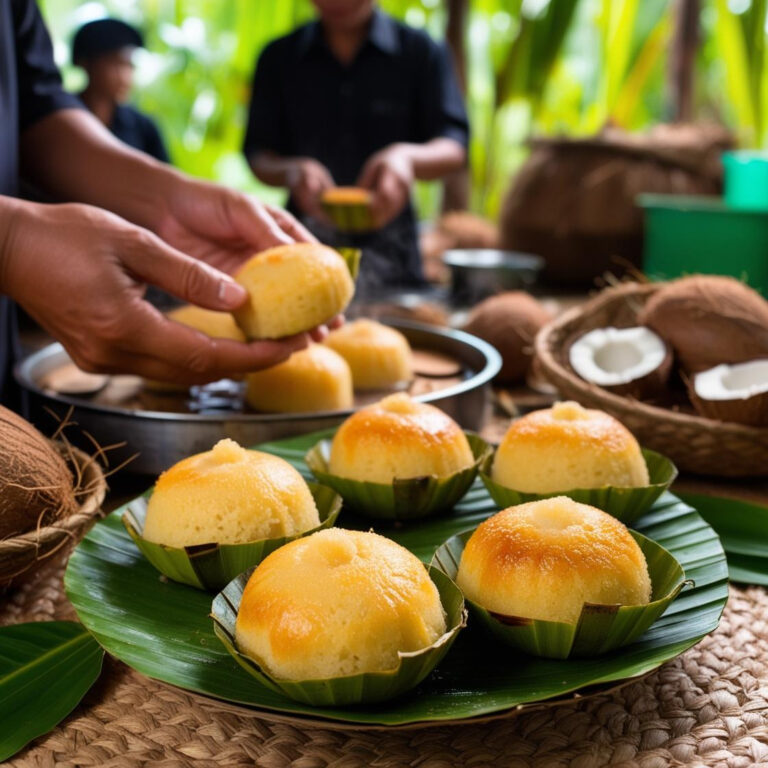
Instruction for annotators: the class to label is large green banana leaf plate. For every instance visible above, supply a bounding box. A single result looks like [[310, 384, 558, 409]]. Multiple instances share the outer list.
[[65, 430, 729, 727], [677, 492, 768, 586]]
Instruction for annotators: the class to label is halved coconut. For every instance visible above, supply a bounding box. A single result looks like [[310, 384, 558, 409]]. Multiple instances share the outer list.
[[689, 360, 768, 426], [569, 326, 672, 399]]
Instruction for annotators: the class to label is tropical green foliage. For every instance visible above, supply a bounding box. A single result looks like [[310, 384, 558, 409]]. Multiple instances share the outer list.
[[0, 622, 103, 761], [40, 0, 768, 220]]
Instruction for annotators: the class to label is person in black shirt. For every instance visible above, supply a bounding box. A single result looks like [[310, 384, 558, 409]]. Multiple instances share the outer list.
[[73, 18, 169, 162], [0, 0, 334, 408], [244, 1, 469, 294]]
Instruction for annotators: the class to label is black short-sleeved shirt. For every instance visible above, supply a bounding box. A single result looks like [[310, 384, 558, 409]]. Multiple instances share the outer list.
[[0, 0, 81, 406], [243, 10, 468, 293], [108, 103, 169, 163]]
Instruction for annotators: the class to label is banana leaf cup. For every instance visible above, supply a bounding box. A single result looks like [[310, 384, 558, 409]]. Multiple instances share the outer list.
[[432, 528, 690, 660], [211, 564, 466, 706], [305, 432, 492, 521], [322, 188, 375, 233], [479, 448, 677, 525], [336, 246, 362, 280], [123, 482, 342, 592]]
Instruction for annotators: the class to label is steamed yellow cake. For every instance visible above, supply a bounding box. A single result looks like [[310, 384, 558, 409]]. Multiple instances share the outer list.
[[143, 439, 320, 547], [324, 319, 412, 390], [457, 497, 652, 624], [492, 401, 649, 492], [235, 528, 446, 680], [329, 393, 474, 483], [245, 344, 353, 413], [321, 187, 372, 205], [166, 305, 246, 342], [234, 243, 354, 339], [143, 305, 246, 392]]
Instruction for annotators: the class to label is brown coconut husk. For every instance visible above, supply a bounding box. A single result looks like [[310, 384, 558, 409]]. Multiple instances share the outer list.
[[498, 123, 733, 287], [639, 275, 768, 374], [462, 292, 552, 384], [0, 406, 78, 539]]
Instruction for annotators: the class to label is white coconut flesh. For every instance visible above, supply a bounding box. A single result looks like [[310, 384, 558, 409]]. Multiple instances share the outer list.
[[569, 327, 667, 386], [694, 360, 768, 401]]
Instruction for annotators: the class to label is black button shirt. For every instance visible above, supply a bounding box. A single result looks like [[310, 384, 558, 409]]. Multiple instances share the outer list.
[[243, 10, 469, 293], [108, 103, 169, 163], [0, 0, 81, 406]]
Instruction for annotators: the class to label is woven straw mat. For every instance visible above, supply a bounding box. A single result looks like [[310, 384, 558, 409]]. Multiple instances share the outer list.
[[2, 553, 767, 768]]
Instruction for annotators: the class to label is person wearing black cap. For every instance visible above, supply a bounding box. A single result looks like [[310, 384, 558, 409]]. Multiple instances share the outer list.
[[73, 18, 169, 162], [0, 0, 335, 410]]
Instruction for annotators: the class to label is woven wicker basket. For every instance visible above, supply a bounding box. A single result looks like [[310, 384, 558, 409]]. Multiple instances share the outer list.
[[0, 442, 106, 590], [534, 281, 768, 477]]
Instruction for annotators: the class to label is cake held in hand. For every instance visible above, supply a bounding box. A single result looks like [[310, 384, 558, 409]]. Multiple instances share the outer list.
[[235, 528, 446, 680], [457, 497, 652, 624], [143, 438, 320, 547], [321, 187, 372, 206], [234, 243, 355, 339], [321, 187, 374, 232], [167, 305, 246, 342], [492, 401, 649, 492], [245, 344, 353, 413], [329, 393, 474, 484], [324, 319, 412, 390], [144, 305, 246, 392]]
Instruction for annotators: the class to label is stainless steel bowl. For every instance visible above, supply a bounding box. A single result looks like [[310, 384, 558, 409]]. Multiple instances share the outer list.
[[443, 249, 544, 305], [15, 320, 501, 475]]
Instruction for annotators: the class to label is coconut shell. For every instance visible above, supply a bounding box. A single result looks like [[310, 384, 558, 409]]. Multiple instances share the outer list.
[[0, 406, 77, 539], [603, 349, 673, 400], [571, 337, 674, 401], [462, 292, 552, 384], [686, 370, 768, 427], [687, 384, 768, 427], [639, 275, 768, 374]]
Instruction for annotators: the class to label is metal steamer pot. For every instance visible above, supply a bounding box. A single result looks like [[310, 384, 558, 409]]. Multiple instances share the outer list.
[[442, 249, 544, 305], [16, 320, 501, 475]]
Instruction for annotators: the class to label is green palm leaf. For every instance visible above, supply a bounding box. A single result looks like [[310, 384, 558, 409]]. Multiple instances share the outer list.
[[677, 493, 768, 586], [63, 430, 727, 727], [0, 622, 103, 761]]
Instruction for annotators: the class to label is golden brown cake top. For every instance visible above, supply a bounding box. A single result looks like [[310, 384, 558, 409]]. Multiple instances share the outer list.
[[321, 187, 372, 205], [501, 401, 638, 453], [457, 496, 652, 623], [337, 393, 462, 448], [235, 528, 446, 679]]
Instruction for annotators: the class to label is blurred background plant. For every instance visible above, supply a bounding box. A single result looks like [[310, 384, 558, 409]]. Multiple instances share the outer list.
[[41, 0, 768, 221]]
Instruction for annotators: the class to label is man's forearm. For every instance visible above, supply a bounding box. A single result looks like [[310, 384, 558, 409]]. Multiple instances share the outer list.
[[0, 196, 26, 294], [19, 109, 183, 234], [396, 138, 466, 181], [248, 151, 301, 188]]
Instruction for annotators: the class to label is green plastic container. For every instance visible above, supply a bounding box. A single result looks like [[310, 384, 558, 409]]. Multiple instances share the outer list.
[[723, 151, 768, 210], [639, 194, 768, 294]]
